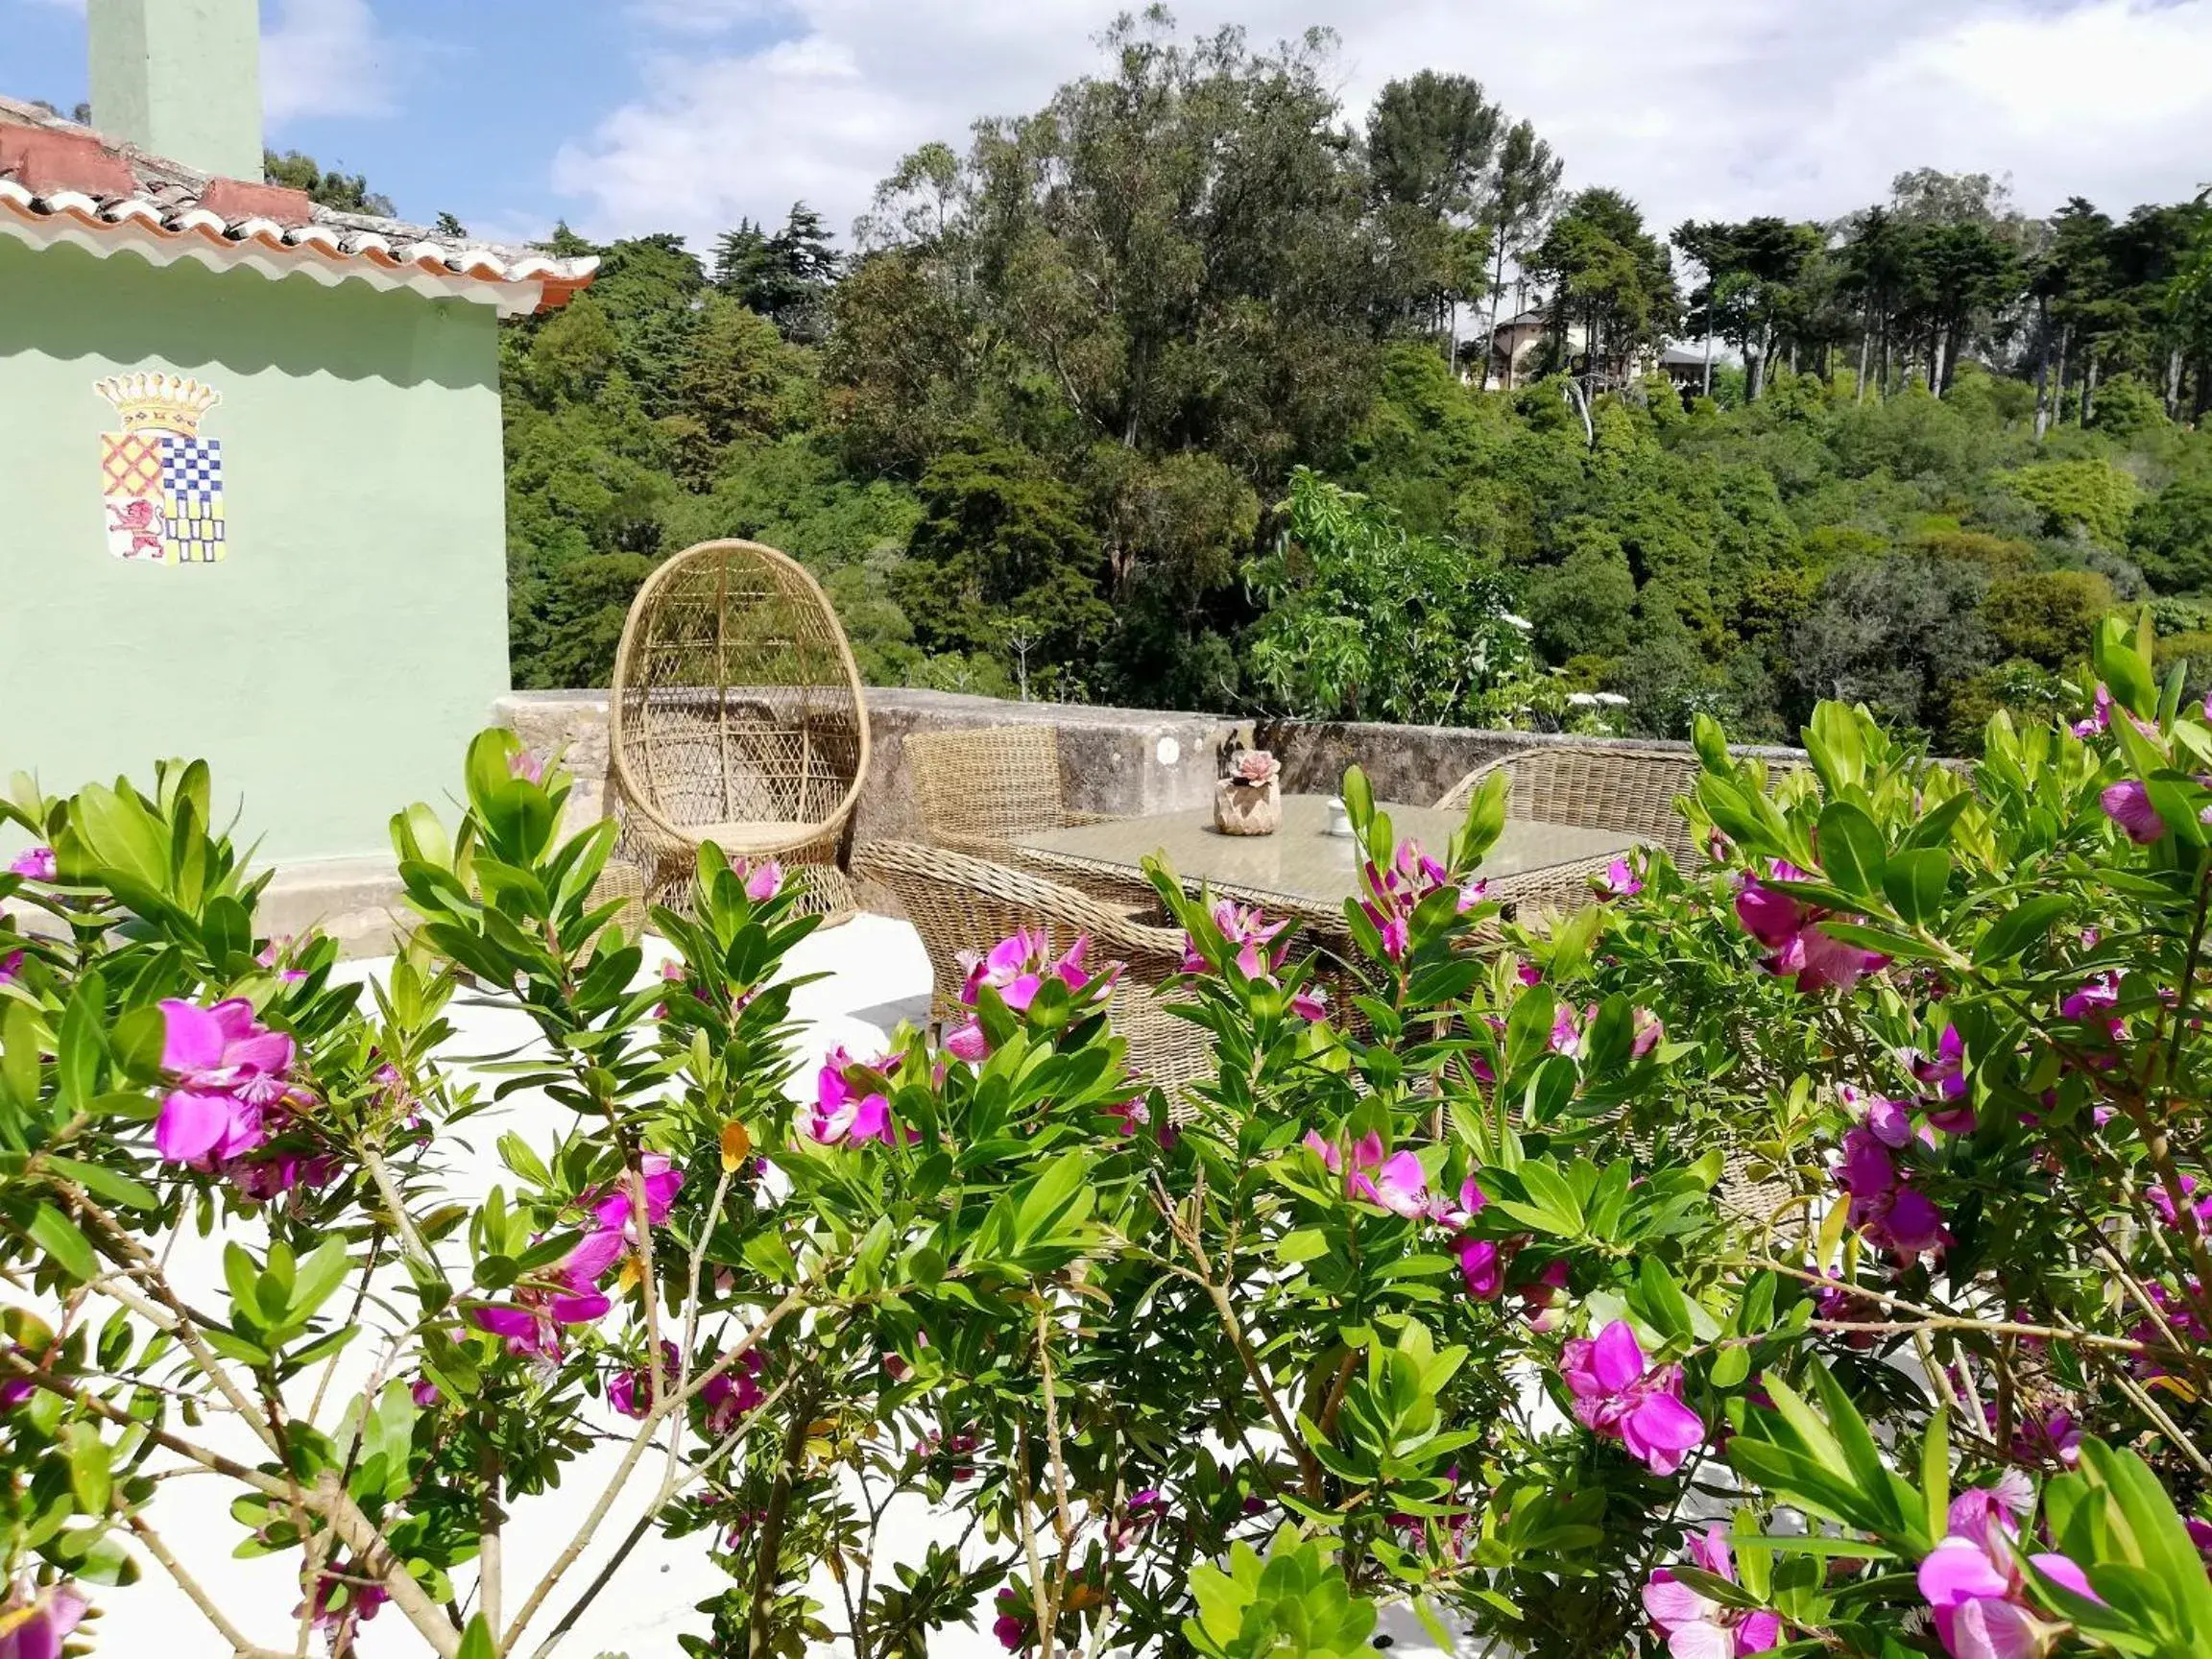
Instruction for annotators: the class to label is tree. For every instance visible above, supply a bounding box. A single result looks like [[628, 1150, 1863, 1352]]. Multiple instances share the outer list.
[[433, 210, 469, 239], [1527, 189, 1678, 382], [1366, 72, 1502, 348], [263, 149, 395, 216], [893, 440, 1115, 686], [1479, 120, 1563, 389], [2131, 474, 2212, 592], [716, 204, 842, 341], [1671, 217, 1823, 400], [674, 297, 806, 450]]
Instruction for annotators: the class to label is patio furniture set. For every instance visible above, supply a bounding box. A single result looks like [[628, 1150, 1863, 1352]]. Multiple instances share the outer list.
[[589, 540, 1790, 1211]]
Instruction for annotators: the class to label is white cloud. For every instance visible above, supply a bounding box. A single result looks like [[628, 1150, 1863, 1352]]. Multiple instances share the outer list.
[[553, 0, 2212, 252], [262, 0, 399, 124]]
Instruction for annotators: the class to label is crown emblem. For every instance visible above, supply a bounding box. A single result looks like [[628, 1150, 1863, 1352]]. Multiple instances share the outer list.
[[95, 373, 222, 437]]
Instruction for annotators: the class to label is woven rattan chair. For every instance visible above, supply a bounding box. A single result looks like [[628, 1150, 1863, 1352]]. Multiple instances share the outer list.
[[1434, 744, 1704, 863], [608, 541, 870, 921], [904, 726, 1114, 854], [853, 839, 1211, 1109]]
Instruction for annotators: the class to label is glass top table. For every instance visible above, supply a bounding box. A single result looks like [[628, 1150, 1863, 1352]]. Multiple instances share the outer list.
[[1010, 795, 1642, 926]]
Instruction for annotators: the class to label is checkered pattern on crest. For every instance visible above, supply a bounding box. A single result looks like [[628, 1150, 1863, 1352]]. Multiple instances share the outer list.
[[159, 435, 223, 501]]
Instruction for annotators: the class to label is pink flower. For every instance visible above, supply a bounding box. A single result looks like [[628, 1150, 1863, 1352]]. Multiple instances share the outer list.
[[1560, 1321, 1705, 1475], [1521, 1260, 1572, 1328], [1946, 1472, 2034, 1552], [1911, 1025, 1976, 1134], [1458, 1238, 1503, 1299], [1631, 1007, 1665, 1059], [2101, 779, 2167, 844], [944, 1018, 990, 1063], [1643, 1527, 1782, 1654], [701, 1351, 766, 1434], [2152, 1174, 2212, 1233], [1183, 902, 1290, 981], [588, 1152, 685, 1236], [1516, 961, 1543, 988], [1302, 1130, 1342, 1174], [0, 950, 20, 986], [1288, 983, 1329, 1023], [610, 1341, 682, 1419], [299, 1570, 386, 1645], [409, 1378, 442, 1409], [2073, 685, 2113, 738], [1357, 839, 1480, 966], [737, 858, 782, 902], [469, 1268, 612, 1361], [0, 1579, 87, 1659], [1231, 750, 1281, 786], [1549, 1004, 1584, 1056], [806, 1047, 900, 1146], [1919, 1530, 2094, 1659], [254, 939, 309, 984], [508, 749, 547, 784], [961, 929, 1094, 1013], [1101, 1097, 1151, 1138], [993, 1589, 1028, 1652], [1341, 1133, 1429, 1217], [1832, 1127, 1951, 1259], [153, 998, 303, 1168], [1599, 856, 1644, 900], [1733, 862, 1887, 993], [4, 848, 56, 882]]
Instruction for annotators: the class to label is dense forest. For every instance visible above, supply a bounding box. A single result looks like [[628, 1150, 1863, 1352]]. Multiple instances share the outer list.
[[326, 14, 2212, 749]]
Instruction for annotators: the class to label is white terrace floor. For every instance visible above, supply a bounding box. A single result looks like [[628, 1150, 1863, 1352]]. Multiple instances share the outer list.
[[99, 914, 1462, 1658]]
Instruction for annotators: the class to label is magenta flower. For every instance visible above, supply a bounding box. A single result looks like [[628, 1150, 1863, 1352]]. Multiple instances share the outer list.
[[0, 950, 20, 986], [1458, 1238, 1503, 1300], [469, 1271, 612, 1361], [962, 928, 1094, 1013], [736, 858, 782, 902], [254, 938, 309, 984], [1631, 1006, 1664, 1059], [2151, 1174, 2212, 1233], [1911, 1025, 1976, 1134], [1357, 839, 1481, 965], [1643, 1526, 1781, 1654], [806, 1046, 902, 1146], [943, 1018, 990, 1063], [2073, 684, 2113, 737], [1342, 1133, 1429, 1217], [1734, 862, 1887, 993], [1832, 1126, 1951, 1258], [1560, 1321, 1705, 1475], [508, 749, 547, 784], [1918, 1529, 2094, 1659], [0, 1579, 87, 1659], [611, 1341, 682, 1419], [1598, 856, 1644, 900], [589, 1152, 685, 1236], [1549, 1003, 1583, 1056], [1840, 1084, 1922, 1149], [992, 1589, 1028, 1652], [1183, 901, 1290, 980], [1289, 983, 1329, 1022], [2101, 779, 2167, 844], [410, 1378, 442, 1409], [300, 1567, 386, 1644], [701, 1349, 766, 1434], [4, 848, 56, 882], [152, 998, 302, 1168]]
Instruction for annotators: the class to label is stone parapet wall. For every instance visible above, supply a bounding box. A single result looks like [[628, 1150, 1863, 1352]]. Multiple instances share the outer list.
[[500, 688, 1809, 833]]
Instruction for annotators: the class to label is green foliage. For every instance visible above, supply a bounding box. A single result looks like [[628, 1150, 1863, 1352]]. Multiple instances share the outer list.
[[2003, 457, 2141, 547], [1247, 470, 1536, 725], [263, 149, 394, 216], [2131, 473, 2212, 592]]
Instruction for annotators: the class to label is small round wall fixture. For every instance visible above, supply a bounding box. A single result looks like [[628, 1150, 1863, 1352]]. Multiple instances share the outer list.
[[1155, 737, 1181, 767]]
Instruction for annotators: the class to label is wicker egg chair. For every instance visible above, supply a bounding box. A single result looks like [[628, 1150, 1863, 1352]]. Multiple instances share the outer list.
[[608, 540, 871, 921]]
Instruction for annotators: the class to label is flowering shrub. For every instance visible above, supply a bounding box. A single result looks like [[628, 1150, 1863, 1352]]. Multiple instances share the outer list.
[[4, 614, 2212, 1657]]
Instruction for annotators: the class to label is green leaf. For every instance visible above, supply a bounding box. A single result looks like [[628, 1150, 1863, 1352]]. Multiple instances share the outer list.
[[1920, 1407, 1950, 1547], [40, 1156, 156, 1213], [1815, 802, 1885, 896], [65, 1423, 111, 1514], [1515, 1161, 1584, 1236], [287, 1237, 351, 1322], [457, 1613, 496, 1659], [1635, 1258, 1695, 1345], [28, 1203, 98, 1283], [1882, 849, 1951, 926], [1975, 894, 2071, 965]]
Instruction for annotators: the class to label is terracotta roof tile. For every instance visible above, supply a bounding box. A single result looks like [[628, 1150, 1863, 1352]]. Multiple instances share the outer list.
[[0, 93, 595, 317]]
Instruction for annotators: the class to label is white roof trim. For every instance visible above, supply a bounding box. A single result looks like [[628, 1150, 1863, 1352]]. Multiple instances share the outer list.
[[0, 204, 551, 317]]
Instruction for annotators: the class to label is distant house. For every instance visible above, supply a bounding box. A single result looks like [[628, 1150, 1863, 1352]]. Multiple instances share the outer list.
[[1657, 340, 1744, 397], [1487, 307, 1590, 389], [0, 0, 596, 869]]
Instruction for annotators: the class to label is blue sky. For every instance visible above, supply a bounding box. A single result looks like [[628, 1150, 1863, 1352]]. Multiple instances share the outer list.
[[8, 0, 2210, 254]]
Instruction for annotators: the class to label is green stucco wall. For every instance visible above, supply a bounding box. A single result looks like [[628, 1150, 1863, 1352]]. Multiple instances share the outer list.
[[0, 238, 510, 861]]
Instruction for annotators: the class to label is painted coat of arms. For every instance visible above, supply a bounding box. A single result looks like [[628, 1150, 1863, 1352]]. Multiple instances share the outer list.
[[96, 373, 227, 565]]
